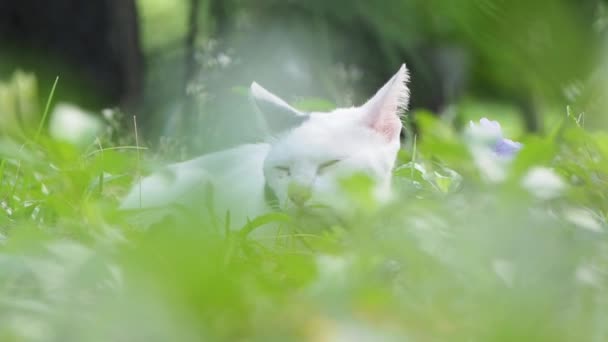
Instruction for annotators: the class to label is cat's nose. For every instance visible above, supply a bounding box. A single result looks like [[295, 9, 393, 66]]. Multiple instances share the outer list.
[[287, 182, 312, 206]]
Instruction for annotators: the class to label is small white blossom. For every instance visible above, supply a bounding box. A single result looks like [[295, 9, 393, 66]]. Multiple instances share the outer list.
[[564, 208, 603, 232], [216, 53, 232, 68], [576, 265, 601, 287], [521, 167, 566, 200], [49, 103, 103, 146]]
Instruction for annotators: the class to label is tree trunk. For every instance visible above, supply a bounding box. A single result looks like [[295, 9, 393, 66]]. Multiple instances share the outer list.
[[0, 0, 144, 112]]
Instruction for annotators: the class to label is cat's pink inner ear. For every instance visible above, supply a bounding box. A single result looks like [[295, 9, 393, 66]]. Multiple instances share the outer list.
[[362, 64, 410, 142]]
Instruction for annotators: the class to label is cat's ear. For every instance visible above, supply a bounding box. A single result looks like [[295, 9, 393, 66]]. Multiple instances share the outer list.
[[250, 82, 308, 134], [361, 64, 410, 142]]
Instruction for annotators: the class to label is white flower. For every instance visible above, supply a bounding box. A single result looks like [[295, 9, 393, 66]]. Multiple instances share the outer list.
[[521, 167, 566, 199], [49, 103, 103, 146], [564, 208, 603, 232], [216, 53, 232, 68]]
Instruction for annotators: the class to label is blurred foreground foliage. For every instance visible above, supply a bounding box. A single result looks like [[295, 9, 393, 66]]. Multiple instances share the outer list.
[[0, 71, 40, 138], [1, 73, 608, 341]]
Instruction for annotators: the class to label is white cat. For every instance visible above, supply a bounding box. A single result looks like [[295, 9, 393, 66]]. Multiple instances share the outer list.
[[121, 64, 410, 230]]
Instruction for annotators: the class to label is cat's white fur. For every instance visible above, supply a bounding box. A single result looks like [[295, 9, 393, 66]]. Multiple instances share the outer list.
[[121, 64, 410, 229]]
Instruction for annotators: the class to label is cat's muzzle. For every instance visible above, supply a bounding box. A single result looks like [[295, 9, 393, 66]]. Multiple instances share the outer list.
[[287, 182, 312, 206]]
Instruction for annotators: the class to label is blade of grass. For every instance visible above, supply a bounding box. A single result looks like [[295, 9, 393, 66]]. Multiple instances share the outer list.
[[96, 138, 104, 196], [133, 115, 142, 209], [0, 159, 5, 191], [35, 76, 59, 142], [411, 134, 417, 179], [8, 76, 59, 206], [85, 146, 148, 158]]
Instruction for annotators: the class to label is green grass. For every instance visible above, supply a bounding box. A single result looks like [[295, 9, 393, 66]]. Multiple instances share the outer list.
[[35, 76, 59, 142], [1, 82, 608, 341]]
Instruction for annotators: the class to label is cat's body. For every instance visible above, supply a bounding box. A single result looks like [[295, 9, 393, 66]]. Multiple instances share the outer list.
[[121, 65, 410, 231], [121, 144, 270, 221]]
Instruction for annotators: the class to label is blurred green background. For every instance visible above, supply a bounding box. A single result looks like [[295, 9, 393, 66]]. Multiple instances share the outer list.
[[1, 0, 606, 150]]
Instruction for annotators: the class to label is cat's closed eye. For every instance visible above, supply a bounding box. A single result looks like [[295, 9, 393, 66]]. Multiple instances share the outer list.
[[275, 166, 290, 176], [317, 159, 341, 174]]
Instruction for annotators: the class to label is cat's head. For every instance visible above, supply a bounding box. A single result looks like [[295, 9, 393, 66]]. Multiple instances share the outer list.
[[251, 64, 410, 212]]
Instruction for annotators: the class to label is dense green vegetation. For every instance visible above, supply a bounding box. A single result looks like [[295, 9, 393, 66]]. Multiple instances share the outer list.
[[1, 69, 607, 340]]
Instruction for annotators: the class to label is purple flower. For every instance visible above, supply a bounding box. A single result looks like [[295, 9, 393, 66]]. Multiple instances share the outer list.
[[468, 118, 522, 158], [494, 138, 523, 157]]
